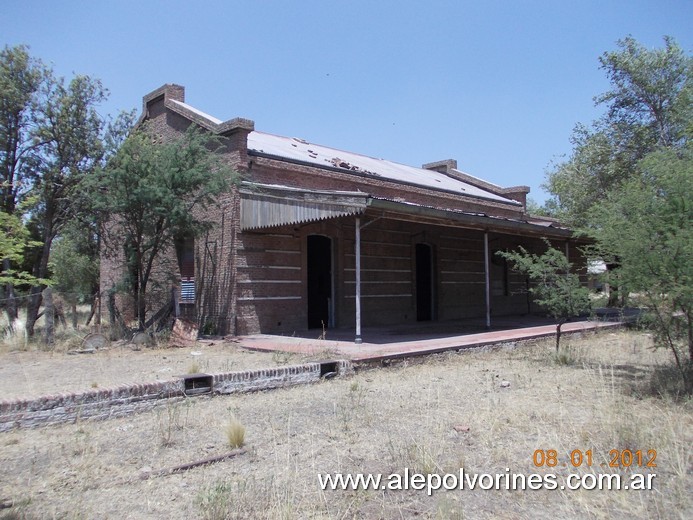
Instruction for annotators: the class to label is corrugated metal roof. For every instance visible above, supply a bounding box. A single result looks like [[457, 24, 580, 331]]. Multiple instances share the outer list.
[[164, 99, 520, 207], [247, 132, 520, 206], [240, 184, 368, 230]]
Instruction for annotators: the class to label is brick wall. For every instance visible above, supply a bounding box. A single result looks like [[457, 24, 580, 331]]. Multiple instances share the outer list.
[[233, 215, 567, 335]]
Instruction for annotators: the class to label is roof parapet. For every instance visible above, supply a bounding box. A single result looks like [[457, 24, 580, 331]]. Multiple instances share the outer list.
[[422, 159, 458, 173], [142, 83, 185, 115], [142, 84, 255, 135], [423, 158, 529, 208], [218, 117, 255, 135]]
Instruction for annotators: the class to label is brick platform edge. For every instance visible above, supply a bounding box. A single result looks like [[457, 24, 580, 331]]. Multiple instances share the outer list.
[[0, 360, 353, 432]]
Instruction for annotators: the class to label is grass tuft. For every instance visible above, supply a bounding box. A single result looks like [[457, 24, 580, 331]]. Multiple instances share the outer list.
[[225, 416, 246, 448]]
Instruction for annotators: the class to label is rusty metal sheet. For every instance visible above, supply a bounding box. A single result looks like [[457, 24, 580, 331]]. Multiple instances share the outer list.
[[240, 184, 369, 230]]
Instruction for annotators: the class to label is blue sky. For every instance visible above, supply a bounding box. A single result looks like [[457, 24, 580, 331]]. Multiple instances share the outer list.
[[2, 0, 691, 203]]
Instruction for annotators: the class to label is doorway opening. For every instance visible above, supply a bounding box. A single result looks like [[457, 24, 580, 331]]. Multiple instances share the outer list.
[[307, 235, 333, 329], [416, 243, 434, 321]]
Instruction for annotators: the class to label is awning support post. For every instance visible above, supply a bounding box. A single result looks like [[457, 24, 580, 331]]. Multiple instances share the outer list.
[[484, 231, 491, 330], [355, 216, 362, 344]]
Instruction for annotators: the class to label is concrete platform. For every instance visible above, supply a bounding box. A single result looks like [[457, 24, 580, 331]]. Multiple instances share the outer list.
[[238, 317, 623, 363]]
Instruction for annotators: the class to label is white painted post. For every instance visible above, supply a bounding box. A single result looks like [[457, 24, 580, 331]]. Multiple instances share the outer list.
[[355, 216, 362, 344], [484, 231, 491, 329]]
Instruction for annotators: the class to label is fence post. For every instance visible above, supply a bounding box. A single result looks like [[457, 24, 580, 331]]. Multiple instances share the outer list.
[[95, 293, 101, 333], [43, 287, 54, 346]]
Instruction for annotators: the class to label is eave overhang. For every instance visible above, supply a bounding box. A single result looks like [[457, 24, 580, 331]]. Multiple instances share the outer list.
[[240, 183, 369, 231], [367, 198, 574, 238]]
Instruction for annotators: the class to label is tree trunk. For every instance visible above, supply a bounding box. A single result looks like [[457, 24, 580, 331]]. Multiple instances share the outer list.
[[71, 301, 78, 329], [686, 309, 692, 366], [25, 228, 54, 336], [605, 261, 620, 307], [2, 260, 20, 326], [137, 287, 147, 330], [85, 301, 95, 326], [95, 293, 101, 331], [25, 286, 43, 336]]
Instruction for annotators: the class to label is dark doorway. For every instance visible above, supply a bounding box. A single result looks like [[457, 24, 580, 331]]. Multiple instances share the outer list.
[[307, 235, 332, 329], [416, 243, 433, 321]]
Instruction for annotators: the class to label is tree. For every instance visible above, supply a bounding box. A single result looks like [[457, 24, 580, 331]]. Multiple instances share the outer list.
[[90, 125, 236, 330], [0, 45, 47, 323], [543, 36, 692, 392], [49, 232, 99, 328], [544, 37, 691, 227], [597, 36, 691, 149], [22, 73, 108, 335], [588, 146, 692, 392], [0, 45, 110, 335], [544, 36, 691, 306], [0, 211, 46, 287], [498, 241, 592, 351]]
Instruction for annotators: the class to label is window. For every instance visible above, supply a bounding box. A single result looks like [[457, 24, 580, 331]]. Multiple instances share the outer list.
[[176, 237, 195, 304]]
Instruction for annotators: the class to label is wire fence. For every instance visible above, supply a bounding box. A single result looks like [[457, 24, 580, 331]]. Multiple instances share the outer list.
[[0, 291, 99, 304]]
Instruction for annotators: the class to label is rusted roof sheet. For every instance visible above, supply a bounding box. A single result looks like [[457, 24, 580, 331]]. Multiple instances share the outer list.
[[240, 183, 368, 230]]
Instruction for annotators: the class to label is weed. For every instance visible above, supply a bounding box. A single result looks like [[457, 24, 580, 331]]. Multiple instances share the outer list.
[[317, 321, 327, 340], [155, 400, 190, 447], [201, 320, 218, 336], [386, 436, 443, 475], [196, 480, 231, 520], [152, 328, 171, 347], [271, 350, 293, 365], [334, 379, 368, 434], [642, 363, 693, 400], [407, 441, 441, 475], [552, 344, 584, 366], [196, 477, 288, 519], [436, 496, 464, 520], [2, 319, 28, 352]]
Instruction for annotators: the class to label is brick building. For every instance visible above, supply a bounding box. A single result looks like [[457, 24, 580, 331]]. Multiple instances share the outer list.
[[100, 84, 583, 340]]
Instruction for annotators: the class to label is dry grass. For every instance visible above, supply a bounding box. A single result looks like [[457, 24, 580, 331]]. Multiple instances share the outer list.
[[225, 417, 246, 449], [187, 360, 202, 374], [0, 329, 691, 519], [0, 308, 322, 400]]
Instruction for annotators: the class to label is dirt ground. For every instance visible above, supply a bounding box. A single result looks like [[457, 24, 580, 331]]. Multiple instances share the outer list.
[[0, 330, 691, 519]]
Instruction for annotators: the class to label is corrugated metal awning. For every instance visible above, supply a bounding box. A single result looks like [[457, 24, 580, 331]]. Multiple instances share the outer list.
[[240, 183, 369, 230]]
